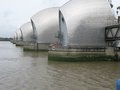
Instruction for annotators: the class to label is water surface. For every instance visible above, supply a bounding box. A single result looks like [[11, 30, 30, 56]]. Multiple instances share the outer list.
[[0, 41, 120, 90]]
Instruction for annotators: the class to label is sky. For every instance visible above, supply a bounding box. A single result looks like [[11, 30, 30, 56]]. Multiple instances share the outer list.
[[0, 0, 69, 38], [112, 0, 120, 17], [0, 0, 119, 38]]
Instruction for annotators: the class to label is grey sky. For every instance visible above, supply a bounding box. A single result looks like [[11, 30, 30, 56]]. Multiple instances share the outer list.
[[0, 0, 119, 38], [0, 0, 69, 37]]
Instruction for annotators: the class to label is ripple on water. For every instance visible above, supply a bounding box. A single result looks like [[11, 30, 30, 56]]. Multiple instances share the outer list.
[[0, 41, 120, 90]]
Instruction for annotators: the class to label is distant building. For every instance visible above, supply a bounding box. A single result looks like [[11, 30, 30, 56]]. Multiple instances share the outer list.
[[59, 0, 117, 49]]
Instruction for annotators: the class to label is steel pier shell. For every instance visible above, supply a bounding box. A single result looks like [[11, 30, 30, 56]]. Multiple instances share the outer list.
[[59, 0, 118, 48]]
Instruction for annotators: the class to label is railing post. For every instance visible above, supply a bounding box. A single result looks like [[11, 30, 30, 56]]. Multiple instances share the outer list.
[[116, 79, 120, 90]]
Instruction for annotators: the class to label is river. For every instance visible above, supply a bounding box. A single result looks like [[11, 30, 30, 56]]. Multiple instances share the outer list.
[[0, 41, 120, 90]]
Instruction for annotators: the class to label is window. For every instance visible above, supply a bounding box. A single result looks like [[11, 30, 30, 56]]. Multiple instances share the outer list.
[[62, 17, 64, 22], [110, 3, 113, 8]]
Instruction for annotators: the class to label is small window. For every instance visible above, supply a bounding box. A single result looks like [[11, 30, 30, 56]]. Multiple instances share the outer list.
[[62, 17, 64, 22], [110, 3, 113, 8]]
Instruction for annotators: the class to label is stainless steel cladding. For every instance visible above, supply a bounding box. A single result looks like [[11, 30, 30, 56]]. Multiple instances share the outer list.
[[15, 32, 18, 40], [59, 0, 118, 48], [13, 33, 17, 40], [20, 22, 33, 42], [31, 7, 59, 44], [16, 29, 22, 41]]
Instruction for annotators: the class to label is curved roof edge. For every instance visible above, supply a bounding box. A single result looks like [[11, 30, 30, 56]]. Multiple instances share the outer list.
[[20, 22, 33, 42], [31, 7, 59, 20]]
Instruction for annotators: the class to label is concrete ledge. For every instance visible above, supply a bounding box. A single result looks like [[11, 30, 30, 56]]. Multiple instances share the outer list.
[[23, 43, 49, 51], [48, 50, 118, 62], [10, 40, 16, 44], [15, 41, 24, 46]]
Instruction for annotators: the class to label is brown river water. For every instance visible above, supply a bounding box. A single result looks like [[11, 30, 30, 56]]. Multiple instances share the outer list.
[[0, 41, 120, 90]]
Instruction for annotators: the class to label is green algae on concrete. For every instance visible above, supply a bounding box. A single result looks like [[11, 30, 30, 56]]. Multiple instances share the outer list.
[[48, 51, 117, 62], [23, 43, 49, 51]]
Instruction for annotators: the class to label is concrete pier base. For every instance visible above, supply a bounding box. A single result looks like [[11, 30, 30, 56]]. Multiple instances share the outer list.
[[23, 43, 38, 51], [10, 40, 24, 45], [14, 41, 35, 48], [23, 43, 49, 51], [105, 47, 115, 56], [48, 47, 119, 62], [15, 41, 25, 46], [10, 40, 17, 44]]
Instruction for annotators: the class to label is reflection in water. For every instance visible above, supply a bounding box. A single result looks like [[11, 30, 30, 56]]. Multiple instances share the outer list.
[[0, 41, 120, 90], [23, 51, 48, 58]]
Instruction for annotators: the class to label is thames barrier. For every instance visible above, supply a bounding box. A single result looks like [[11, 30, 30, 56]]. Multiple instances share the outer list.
[[11, 0, 120, 61], [3, 0, 120, 89]]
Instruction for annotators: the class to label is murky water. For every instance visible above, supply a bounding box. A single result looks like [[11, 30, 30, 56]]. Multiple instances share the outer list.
[[0, 41, 120, 90]]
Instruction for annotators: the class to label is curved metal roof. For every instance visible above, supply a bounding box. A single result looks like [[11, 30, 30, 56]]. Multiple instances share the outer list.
[[13, 33, 17, 40], [13, 33, 16, 40], [16, 29, 22, 41], [59, 0, 118, 48], [31, 7, 59, 43], [15, 33, 18, 40], [20, 22, 33, 42]]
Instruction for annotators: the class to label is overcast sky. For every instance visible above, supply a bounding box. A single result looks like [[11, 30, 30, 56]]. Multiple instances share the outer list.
[[0, 0, 69, 38], [0, 0, 119, 38]]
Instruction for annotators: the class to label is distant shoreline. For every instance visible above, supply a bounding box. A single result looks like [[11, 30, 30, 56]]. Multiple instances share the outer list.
[[0, 38, 12, 41]]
